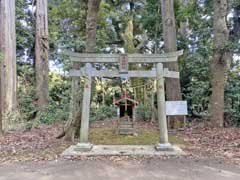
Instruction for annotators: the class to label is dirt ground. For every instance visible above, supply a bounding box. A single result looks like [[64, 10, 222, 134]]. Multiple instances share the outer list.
[[0, 158, 239, 180], [0, 120, 240, 164], [0, 120, 240, 180]]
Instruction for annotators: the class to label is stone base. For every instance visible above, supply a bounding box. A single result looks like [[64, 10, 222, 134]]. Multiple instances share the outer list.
[[74, 143, 93, 152], [155, 143, 175, 151], [62, 145, 184, 157]]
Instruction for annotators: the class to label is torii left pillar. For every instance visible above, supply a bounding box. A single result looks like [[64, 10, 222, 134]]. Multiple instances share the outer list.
[[75, 63, 93, 151]]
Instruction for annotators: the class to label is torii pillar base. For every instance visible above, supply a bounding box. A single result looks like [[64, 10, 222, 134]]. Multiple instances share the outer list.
[[155, 143, 175, 151], [74, 143, 93, 152]]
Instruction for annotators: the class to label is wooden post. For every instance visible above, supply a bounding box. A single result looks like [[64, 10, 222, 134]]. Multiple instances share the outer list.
[[0, 70, 2, 135], [167, 116, 170, 129], [155, 63, 172, 150], [79, 63, 92, 146], [144, 86, 147, 105], [133, 107, 136, 122], [151, 91, 156, 122], [183, 115, 186, 128], [134, 88, 137, 100]]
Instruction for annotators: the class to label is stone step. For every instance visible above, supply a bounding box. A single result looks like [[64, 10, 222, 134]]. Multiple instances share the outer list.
[[119, 121, 134, 125], [118, 128, 135, 135], [118, 124, 134, 129], [119, 131, 135, 135]]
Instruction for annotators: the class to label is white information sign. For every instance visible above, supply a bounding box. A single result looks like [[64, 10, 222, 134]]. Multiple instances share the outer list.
[[166, 101, 188, 116]]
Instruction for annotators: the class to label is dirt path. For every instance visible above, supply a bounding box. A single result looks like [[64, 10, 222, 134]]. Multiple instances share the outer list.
[[0, 158, 239, 180]]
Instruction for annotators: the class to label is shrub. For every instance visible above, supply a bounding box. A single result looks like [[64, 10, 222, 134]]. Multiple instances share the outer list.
[[90, 105, 117, 121], [136, 104, 152, 121], [35, 103, 69, 125]]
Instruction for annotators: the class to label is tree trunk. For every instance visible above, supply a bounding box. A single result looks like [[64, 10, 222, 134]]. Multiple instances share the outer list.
[[0, 0, 17, 130], [179, 0, 189, 37], [123, 18, 141, 100], [227, 4, 240, 68], [122, 10, 145, 101], [231, 5, 240, 39], [123, 17, 135, 54], [161, 0, 182, 128], [210, 0, 229, 127], [0, 66, 2, 135], [85, 0, 101, 53], [56, 69, 82, 141], [57, 0, 101, 141], [35, 0, 49, 110]]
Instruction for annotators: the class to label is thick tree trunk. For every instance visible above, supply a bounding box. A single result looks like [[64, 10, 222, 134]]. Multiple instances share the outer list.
[[161, 0, 182, 127], [35, 0, 49, 110], [0, 0, 17, 130], [122, 12, 146, 101], [57, 0, 101, 141], [123, 17, 135, 54], [123, 17, 140, 99], [56, 69, 82, 141], [210, 0, 229, 127], [85, 0, 101, 53]]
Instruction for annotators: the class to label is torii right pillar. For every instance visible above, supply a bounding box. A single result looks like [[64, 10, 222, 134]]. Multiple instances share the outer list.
[[155, 63, 173, 151]]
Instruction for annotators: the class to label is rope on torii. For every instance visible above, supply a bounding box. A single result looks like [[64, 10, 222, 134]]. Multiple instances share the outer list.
[[112, 79, 156, 106]]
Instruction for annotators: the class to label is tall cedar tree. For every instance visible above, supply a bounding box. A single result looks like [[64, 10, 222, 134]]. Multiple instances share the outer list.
[[161, 0, 183, 127], [35, 0, 49, 109], [0, 0, 17, 131], [210, 0, 229, 127]]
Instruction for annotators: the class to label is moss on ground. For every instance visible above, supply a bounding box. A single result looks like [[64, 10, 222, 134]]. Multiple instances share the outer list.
[[89, 127, 187, 145]]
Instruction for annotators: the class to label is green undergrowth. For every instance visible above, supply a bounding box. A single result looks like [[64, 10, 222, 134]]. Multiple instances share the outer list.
[[89, 127, 187, 145]]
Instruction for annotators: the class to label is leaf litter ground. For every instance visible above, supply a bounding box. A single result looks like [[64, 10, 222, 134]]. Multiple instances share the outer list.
[[0, 120, 239, 165]]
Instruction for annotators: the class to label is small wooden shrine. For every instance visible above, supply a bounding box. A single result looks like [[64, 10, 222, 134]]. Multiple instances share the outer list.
[[113, 93, 139, 135]]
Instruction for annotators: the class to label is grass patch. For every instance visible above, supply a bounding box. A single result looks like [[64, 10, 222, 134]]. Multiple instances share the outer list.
[[89, 127, 187, 145]]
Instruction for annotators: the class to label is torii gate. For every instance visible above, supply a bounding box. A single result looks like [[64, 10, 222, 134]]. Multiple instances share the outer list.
[[68, 50, 183, 151]]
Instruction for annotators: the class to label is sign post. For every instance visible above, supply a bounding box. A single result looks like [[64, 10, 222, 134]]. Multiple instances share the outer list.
[[166, 101, 188, 129], [166, 101, 188, 116]]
